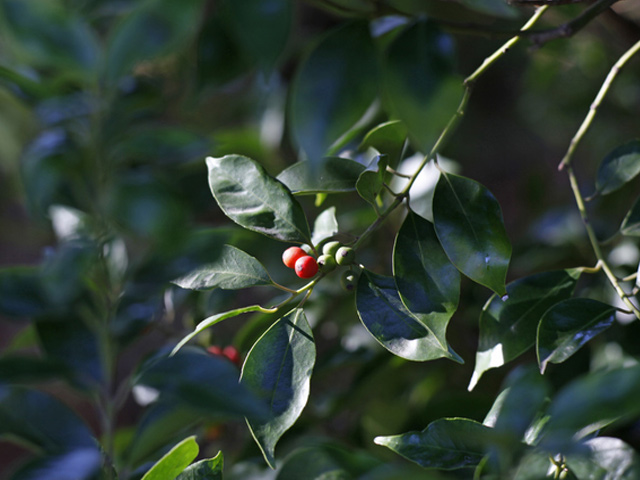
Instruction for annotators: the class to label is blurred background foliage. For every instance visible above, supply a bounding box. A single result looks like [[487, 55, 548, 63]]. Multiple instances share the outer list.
[[0, 0, 639, 478]]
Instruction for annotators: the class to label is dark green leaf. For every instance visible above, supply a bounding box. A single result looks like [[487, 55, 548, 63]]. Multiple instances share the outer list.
[[0, 356, 72, 384], [172, 245, 273, 291], [176, 452, 224, 480], [359, 120, 408, 169], [241, 309, 316, 468], [356, 270, 462, 362], [595, 141, 640, 195], [277, 157, 366, 195], [207, 155, 311, 243], [289, 21, 378, 164], [469, 269, 581, 390], [374, 418, 492, 469], [311, 206, 339, 246], [141, 436, 199, 480], [8, 448, 102, 480], [433, 172, 511, 296], [457, 0, 519, 17], [0, 267, 48, 318], [394, 211, 460, 340], [356, 156, 389, 207], [383, 20, 462, 152], [537, 298, 616, 373], [620, 196, 640, 236]]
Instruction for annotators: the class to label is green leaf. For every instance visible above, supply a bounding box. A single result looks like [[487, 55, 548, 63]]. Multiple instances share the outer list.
[[241, 309, 316, 468], [277, 157, 366, 195], [171, 305, 269, 355], [207, 155, 311, 243], [176, 451, 224, 480], [356, 156, 389, 207], [8, 448, 102, 480], [595, 140, 640, 195], [541, 365, 640, 452], [393, 211, 460, 341], [620, 196, 640, 236], [359, 120, 408, 169], [0, 356, 72, 384], [356, 270, 462, 362], [433, 172, 511, 296], [311, 206, 339, 246], [374, 418, 492, 469], [383, 19, 462, 152], [457, 0, 519, 17], [469, 269, 581, 391], [566, 437, 640, 480], [0, 267, 48, 318], [141, 436, 199, 480], [173, 245, 273, 291], [537, 298, 616, 373], [289, 21, 378, 164]]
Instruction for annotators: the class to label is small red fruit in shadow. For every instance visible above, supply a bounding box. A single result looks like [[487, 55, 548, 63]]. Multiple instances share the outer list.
[[207, 345, 242, 366], [282, 246, 306, 269], [295, 255, 318, 279]]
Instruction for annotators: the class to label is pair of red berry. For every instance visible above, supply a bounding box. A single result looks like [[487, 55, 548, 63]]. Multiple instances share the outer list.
[[207, 345, 242, 366], [282, 246, 318, 278]]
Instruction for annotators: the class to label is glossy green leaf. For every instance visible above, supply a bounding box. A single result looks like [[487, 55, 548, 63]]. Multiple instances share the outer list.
[[566, 437, 640, 480], [277, 157, 366, 195], [541, 365, 640, 452], [595, 141, 640, 195], [0, 267, 48, 318], [469, 269, 581, 390], [537, 298, 616, 373], [311, 206, 339, 246], [171, 305, 269, 355], [141, 436, 199, 480], [356, 156, 388, 207], [172, 245, 273, 291], [221, 0, 292, 70], [356, 270, 462, 362], [620, 196, 640, 236], [241, 308, 316, 468], [383, 20, 462, 152], [8, 448, 102, 480], [289, 21, 378, 164], [374, 418, 492, 469], [207, 155, 311, 243], [394, 211, 460, 340], [433, 172, 511, 296], [176, 452, 224, 480], [359, 120, 408, 169]]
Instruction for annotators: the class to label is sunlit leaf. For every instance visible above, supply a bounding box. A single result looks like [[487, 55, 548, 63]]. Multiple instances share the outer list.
[[141, 436, 199, 480], [356, 156, 388, 207], [359, 120, 408, 169], [207, 155, 311, 243], [620, 196, 640, 236], [537, 298, 616, 373], [567, 437, 640, 480], [176, 452, 223, 480], [277, 157, 366, 195], [311, 206, 339, 246], [433, 172, 511, 296], [241, 309, 316, 468], [595, 140, 640, 195]]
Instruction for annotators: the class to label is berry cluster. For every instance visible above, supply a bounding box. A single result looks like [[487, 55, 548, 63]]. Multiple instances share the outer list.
[[282, 242, 358, 290]]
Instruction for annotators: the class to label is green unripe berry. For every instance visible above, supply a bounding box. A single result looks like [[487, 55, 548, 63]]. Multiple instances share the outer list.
[[317, 254, 337, 273], [341, 269, 358, 292], [335, 246, 355, 265], [322, 241, 341, 257]]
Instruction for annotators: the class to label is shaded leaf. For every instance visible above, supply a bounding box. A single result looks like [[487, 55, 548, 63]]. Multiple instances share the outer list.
[[356, 270, 462, 362], [620, 196, 640, 236], [383, 20, 462, 152], [374, 418, 492, 469], [457, 0, 519, 17], [241, 309, 316, 468], [177, 452, 224, 480], [8, 448, 102, 480], [173, 245, 273, 291], [311, 206, 339, 246], [0, 356, 73, 385], [277, 157, 366, 195], [356, 156, 389, 207], [359, 120, 408, 169], [469, 269, 581, 390], [537, 298, 616, 373], [595, 140, 640, 195], [0, 267, 48, 318], [289, 21, 378, 164], [207, 155, 310, 243], [433, 172, 511, 296], [141, 436, 199, 480]]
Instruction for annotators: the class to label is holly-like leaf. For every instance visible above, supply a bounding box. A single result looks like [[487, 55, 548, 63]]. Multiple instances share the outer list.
[[433, 172, 511, 296], [172, 245, 273, 291], [469, 269, 581, 391], [277, 157, 366, 195], [374, 418, 492, 469], [537, 298, 616, 373], [356, 156, 388, 207], [311, 206, 339, 246], [595, 140, 640, 195], [207, 155, 311, 243], [383, 19, 462, 153], [394, 211, 460, 340], [176, 451, 223, 480], [356, 270, 462, 362], [620, 196, 640, 236], [289, 21, 378, 164], [359, 120, 408, 169], [241, 309, 316, 468], [141, 436, 199, 480]]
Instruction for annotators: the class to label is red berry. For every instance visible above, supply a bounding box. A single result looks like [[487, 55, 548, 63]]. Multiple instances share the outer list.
[[207, 345, 223, 356], [282, 246, 306, 269], [295, 255, 318, 279], [222, 346, 241, 365]]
